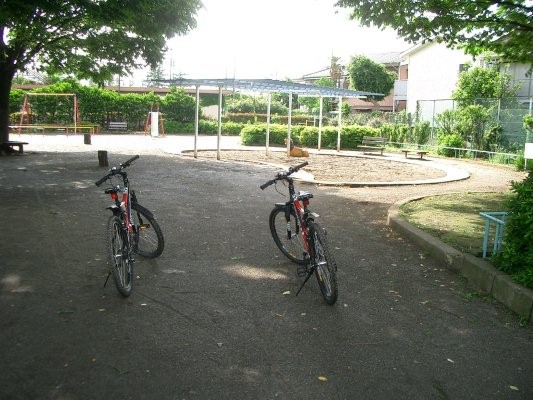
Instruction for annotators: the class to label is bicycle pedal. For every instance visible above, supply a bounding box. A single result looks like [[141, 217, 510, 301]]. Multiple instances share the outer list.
[[139, 224, 150, 230]]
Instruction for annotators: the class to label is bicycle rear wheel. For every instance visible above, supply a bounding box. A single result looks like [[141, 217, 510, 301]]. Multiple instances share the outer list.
[[269, 206, 308, 265], [106, 215, 133, 297], [131, 203, 164, 258], [308, 221, 338, 305]]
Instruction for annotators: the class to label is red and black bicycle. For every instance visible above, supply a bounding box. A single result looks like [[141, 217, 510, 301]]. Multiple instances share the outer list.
[[95, 155, 164, 296], [261, 161, 338, 305]]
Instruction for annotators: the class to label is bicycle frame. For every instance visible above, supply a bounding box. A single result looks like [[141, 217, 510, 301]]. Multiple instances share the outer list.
[[282, 176, 317, 258], [107, 177, 133, 233]]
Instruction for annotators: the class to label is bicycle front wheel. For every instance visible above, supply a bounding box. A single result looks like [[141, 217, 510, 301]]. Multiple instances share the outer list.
[[269, 206, 308, 265], [308, 222, 338, 305], [132, 203, 164, 258], [106, 215, 133, 297]]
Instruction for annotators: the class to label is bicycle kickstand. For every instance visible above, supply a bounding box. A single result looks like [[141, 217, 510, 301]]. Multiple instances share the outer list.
[[295, 265, 315, 297], [103, 270, 112, 288]]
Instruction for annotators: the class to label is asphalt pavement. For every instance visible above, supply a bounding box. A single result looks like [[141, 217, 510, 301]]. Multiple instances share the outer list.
[[0, 135, 532, 400]]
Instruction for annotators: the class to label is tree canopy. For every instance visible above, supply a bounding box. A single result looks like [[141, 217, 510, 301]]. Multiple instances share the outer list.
[[336, 0, 533, 65], [452, 66, 520, 103], [347, 55, 396, 106], [0, 0, 201, 143]]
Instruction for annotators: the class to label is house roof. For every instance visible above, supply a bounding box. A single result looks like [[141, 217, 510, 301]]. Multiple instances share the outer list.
[[364, 52, 404, 65]]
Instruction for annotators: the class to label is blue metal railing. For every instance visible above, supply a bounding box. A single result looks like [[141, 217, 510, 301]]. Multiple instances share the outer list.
[[479, 212, 508, 258]]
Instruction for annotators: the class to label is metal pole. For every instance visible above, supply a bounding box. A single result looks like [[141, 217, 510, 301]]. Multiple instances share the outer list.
[[73, 94, 78, 135], [266, 92, 271, 155], [194, 85, 200, 158], [217, 86, 222, 161], [337, 96, 342, 151], [318, 96, 323, 151], [287, 92, 292, 156]]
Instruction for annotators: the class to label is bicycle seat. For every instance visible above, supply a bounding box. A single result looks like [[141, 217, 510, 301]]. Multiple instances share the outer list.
[[297, 191, 313, 201]]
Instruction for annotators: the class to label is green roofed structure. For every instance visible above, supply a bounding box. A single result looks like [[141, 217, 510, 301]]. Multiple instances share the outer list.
[[154, 78, 384, 158]]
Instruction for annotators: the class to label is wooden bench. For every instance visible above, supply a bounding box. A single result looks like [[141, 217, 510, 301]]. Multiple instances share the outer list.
[[401, 150, 428, 160], [358, 136, 386, 155], [0, 141, 29, 154], [108, 122, 127, 131]]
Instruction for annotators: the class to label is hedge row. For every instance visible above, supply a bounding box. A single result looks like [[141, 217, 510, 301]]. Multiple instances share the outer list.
[[223, 113, 313, 125], [163, 120, 244, 135], [240, 123, 380, 149]]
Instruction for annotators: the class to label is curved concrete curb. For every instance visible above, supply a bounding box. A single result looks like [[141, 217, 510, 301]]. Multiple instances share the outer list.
[[178, 148, 471, 187], [388, 195, 533, 322]]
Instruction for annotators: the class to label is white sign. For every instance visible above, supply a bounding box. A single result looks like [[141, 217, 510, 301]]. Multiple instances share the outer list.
[[150, 112, 159, 137], [525, 143, 533, 159]]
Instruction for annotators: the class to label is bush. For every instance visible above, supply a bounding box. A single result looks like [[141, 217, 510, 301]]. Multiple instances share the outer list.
[[437, 134, 464, 156], [412, 121, 431, 145], [163, 119, 243, 135], [514, 155, 533, 171], [240, 124, 288, 145], [296, 124, 379, 149], [380, 123, 409, 145], [494, 172, 533, 289]]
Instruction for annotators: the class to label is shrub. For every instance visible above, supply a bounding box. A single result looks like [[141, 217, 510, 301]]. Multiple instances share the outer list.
[[514, 155, 533, 171], [411, 121, 431, 145], [240, 124, 288, 145], [298, 124, 379, 149], [163, 119, 242, 135], [494, 172, 533, 289], [437, 134, 464, 156], [380, 123, 409, 145], [222, 121, 245, 135]]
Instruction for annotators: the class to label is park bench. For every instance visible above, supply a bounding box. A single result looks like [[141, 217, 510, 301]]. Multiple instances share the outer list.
[[0, 140, 29, 154], [108, 122, 127, 131], [358, 136, 386, 155], [401, 149, 428, 160]]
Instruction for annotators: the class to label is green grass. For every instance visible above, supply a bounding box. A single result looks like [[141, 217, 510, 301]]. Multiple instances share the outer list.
[[399, 192, 511, 256]]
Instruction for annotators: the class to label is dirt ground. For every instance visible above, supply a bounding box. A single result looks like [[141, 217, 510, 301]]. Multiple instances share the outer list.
[[183, 150, 447, 182]]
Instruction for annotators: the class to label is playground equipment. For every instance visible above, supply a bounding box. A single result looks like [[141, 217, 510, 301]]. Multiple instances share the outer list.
[[12, 93, 99, 135], [144, 107, 165, 137]]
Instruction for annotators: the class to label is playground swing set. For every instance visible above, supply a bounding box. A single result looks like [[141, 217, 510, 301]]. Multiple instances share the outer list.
[[11, 93, 165, 137], [10, 92, 100, 136]]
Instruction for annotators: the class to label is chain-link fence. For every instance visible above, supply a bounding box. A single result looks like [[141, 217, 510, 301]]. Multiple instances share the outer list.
[[417, 97, 533, 147]]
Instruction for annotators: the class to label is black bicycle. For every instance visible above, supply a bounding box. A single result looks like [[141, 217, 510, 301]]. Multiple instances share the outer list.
[[260, 161, 338, 305], [95, 155, 164, 296]]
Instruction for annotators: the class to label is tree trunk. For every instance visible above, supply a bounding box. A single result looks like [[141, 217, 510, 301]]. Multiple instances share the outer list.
[[0, 63, 16, 144]]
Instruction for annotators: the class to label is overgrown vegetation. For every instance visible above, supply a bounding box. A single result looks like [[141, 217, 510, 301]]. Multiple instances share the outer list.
[[494, 173, 533, 289], [434, 66, 519, 156]]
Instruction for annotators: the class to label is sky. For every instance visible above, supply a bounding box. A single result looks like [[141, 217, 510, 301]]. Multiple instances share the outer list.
[[131, 0, 410, 84]]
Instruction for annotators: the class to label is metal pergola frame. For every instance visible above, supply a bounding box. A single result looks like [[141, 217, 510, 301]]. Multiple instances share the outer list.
[[155, 78, 383, 159]]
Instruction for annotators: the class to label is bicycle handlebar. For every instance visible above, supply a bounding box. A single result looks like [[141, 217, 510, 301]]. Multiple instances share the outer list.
[[260, 161, 308, 190], [95, 155, 140, 186]]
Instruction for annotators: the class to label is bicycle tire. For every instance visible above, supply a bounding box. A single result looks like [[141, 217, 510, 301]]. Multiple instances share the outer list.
[[269, 206, 308, 265], [106, 215, 133, 297], [131, 203, 164, 258], [308, 221, 338, 305]]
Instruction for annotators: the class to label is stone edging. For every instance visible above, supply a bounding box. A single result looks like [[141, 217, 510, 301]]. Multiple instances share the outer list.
[[387, 195, 533, 322]]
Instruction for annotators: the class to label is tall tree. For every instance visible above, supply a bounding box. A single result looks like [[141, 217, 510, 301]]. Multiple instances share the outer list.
[[452, 66, 520, 103], [0, 0, 201, 144], [347, 55, 396, 108], [336, 0, 533, 66]]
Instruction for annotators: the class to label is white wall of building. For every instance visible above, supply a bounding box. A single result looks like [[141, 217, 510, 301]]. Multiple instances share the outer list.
[[403, 43, 474, 114]]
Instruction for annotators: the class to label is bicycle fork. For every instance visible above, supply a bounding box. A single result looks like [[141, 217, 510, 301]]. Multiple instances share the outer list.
[[295, 224, 327, 297]]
